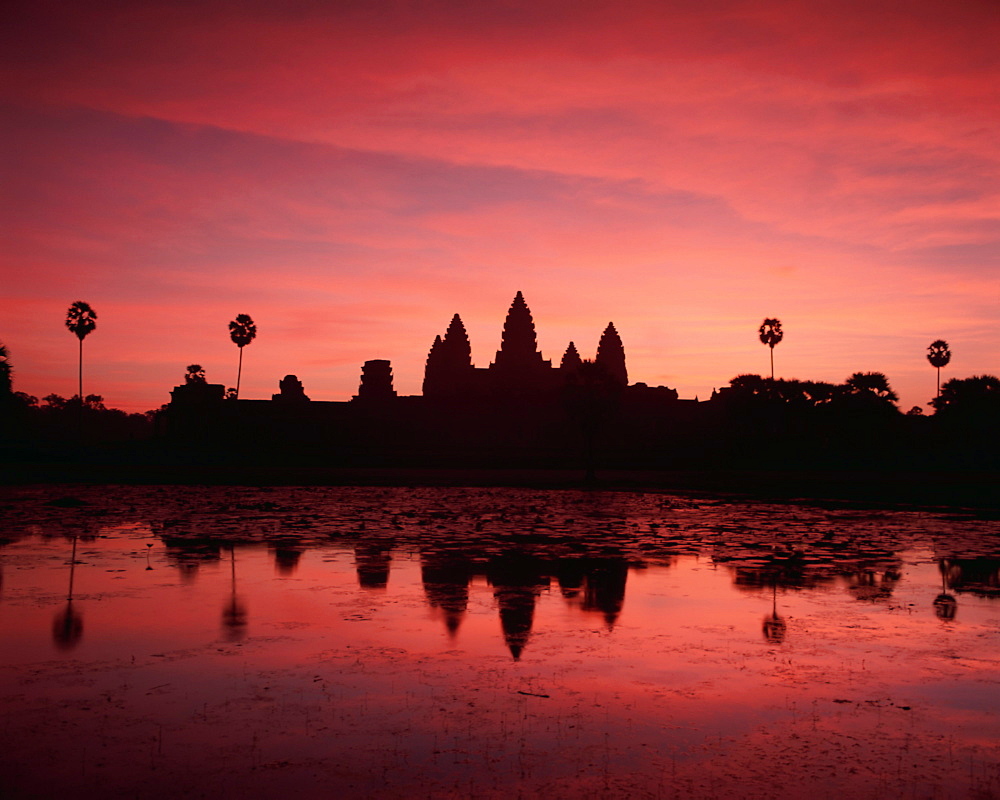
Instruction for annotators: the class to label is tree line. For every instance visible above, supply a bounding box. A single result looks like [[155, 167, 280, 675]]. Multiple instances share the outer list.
[[0, 308, 996, 449]]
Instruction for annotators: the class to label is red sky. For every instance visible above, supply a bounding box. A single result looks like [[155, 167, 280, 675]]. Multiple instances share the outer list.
[[3, 0, 998, 412]]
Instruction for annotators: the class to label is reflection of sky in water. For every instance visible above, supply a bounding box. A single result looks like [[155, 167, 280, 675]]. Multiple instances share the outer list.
[[1, 486, 999, 798]]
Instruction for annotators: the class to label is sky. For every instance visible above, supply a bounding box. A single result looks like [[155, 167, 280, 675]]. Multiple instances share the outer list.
[[3, 0, 998, 412]]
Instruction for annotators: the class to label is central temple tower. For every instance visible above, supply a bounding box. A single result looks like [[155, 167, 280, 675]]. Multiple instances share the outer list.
[[421, 290, 625, 399], [490, 291, 550, 376]]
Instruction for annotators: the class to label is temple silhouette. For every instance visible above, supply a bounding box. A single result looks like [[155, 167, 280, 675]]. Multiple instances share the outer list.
[[422, 291, 628, 400], [161, 290, 993, 474], [165, 291, 694, 467]]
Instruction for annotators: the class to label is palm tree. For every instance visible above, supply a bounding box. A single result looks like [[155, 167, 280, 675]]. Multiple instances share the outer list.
[[65, 301, 97, 403], [228, 314, 257, 399], [927, 339, 951, 397], [758, 318, 783, 380]]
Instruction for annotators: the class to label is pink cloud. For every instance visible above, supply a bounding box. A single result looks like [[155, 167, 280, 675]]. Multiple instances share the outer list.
[[3, 1, 998, 413]]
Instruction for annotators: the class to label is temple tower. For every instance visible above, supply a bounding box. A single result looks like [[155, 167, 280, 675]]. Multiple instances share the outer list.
[[487, 291, 554, 397], [272, 374, 309, 402], [442, 313, 473, 370], [423, 314, 475, 398], [356, 359, 396, 401], [560, 341, 583, 375], [423, 335, 446, 396], [595, 322, 628, 386]]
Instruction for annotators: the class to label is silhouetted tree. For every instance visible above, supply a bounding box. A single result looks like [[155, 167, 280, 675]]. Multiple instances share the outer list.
[[730, 373, 768, 394], [65, 301, 97, 402], [844, 372, 899, 404], [758, 318, 783, 380], [14, 392, 38, 408], [927, 339, 951, 397], [42, 393, 69, 410], [228, 314, 256, 399], [931, 375, 1000, 417], [185, 364, 206, 384]]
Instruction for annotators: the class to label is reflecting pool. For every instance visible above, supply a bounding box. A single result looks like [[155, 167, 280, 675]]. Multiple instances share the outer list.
[[1, 485, 999, 798]]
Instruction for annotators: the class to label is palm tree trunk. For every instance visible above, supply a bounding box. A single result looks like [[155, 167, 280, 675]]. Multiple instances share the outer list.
[[770, 346, 774, 381], [937, 366, 941, 397], [77, 338, 84, 440], [236, 346, 243, 399]]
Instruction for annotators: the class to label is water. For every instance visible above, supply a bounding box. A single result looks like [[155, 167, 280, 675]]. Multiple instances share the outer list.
[[1, 485, 999, 798]]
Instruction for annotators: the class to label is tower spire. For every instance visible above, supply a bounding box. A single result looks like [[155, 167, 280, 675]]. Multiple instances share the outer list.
[[423, 335, 444, 396], [595, 322, 627, 386], [442, 313, 472, 368], [561, 341, 583, 372], [493, 291, 545, 371]]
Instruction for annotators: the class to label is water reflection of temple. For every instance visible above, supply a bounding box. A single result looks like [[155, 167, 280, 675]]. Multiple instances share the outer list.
[[421, 554, 473, 636], [269, 541, 304, 576], [418, 549, 633, 659], [160, 535, 224, 582], [355, 543, 393, 590], [138, 533, 993, 657]]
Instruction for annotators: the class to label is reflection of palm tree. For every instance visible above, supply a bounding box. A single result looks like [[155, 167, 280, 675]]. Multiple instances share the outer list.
[[933, 560, 957, 622], [53, 603, 84, 650], [762, 582, 786, 644], [927, 340, 951, 398], [228, 314, 257, 399], [65, 301, 97, 403], [221, 547, 248, 641], [758, 318, 783, 380], [53, 536, 83, 651]]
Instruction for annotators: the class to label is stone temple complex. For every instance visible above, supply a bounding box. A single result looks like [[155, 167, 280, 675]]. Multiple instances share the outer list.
[[167, 291, 691, 466], [421, 291, 629, 400]]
